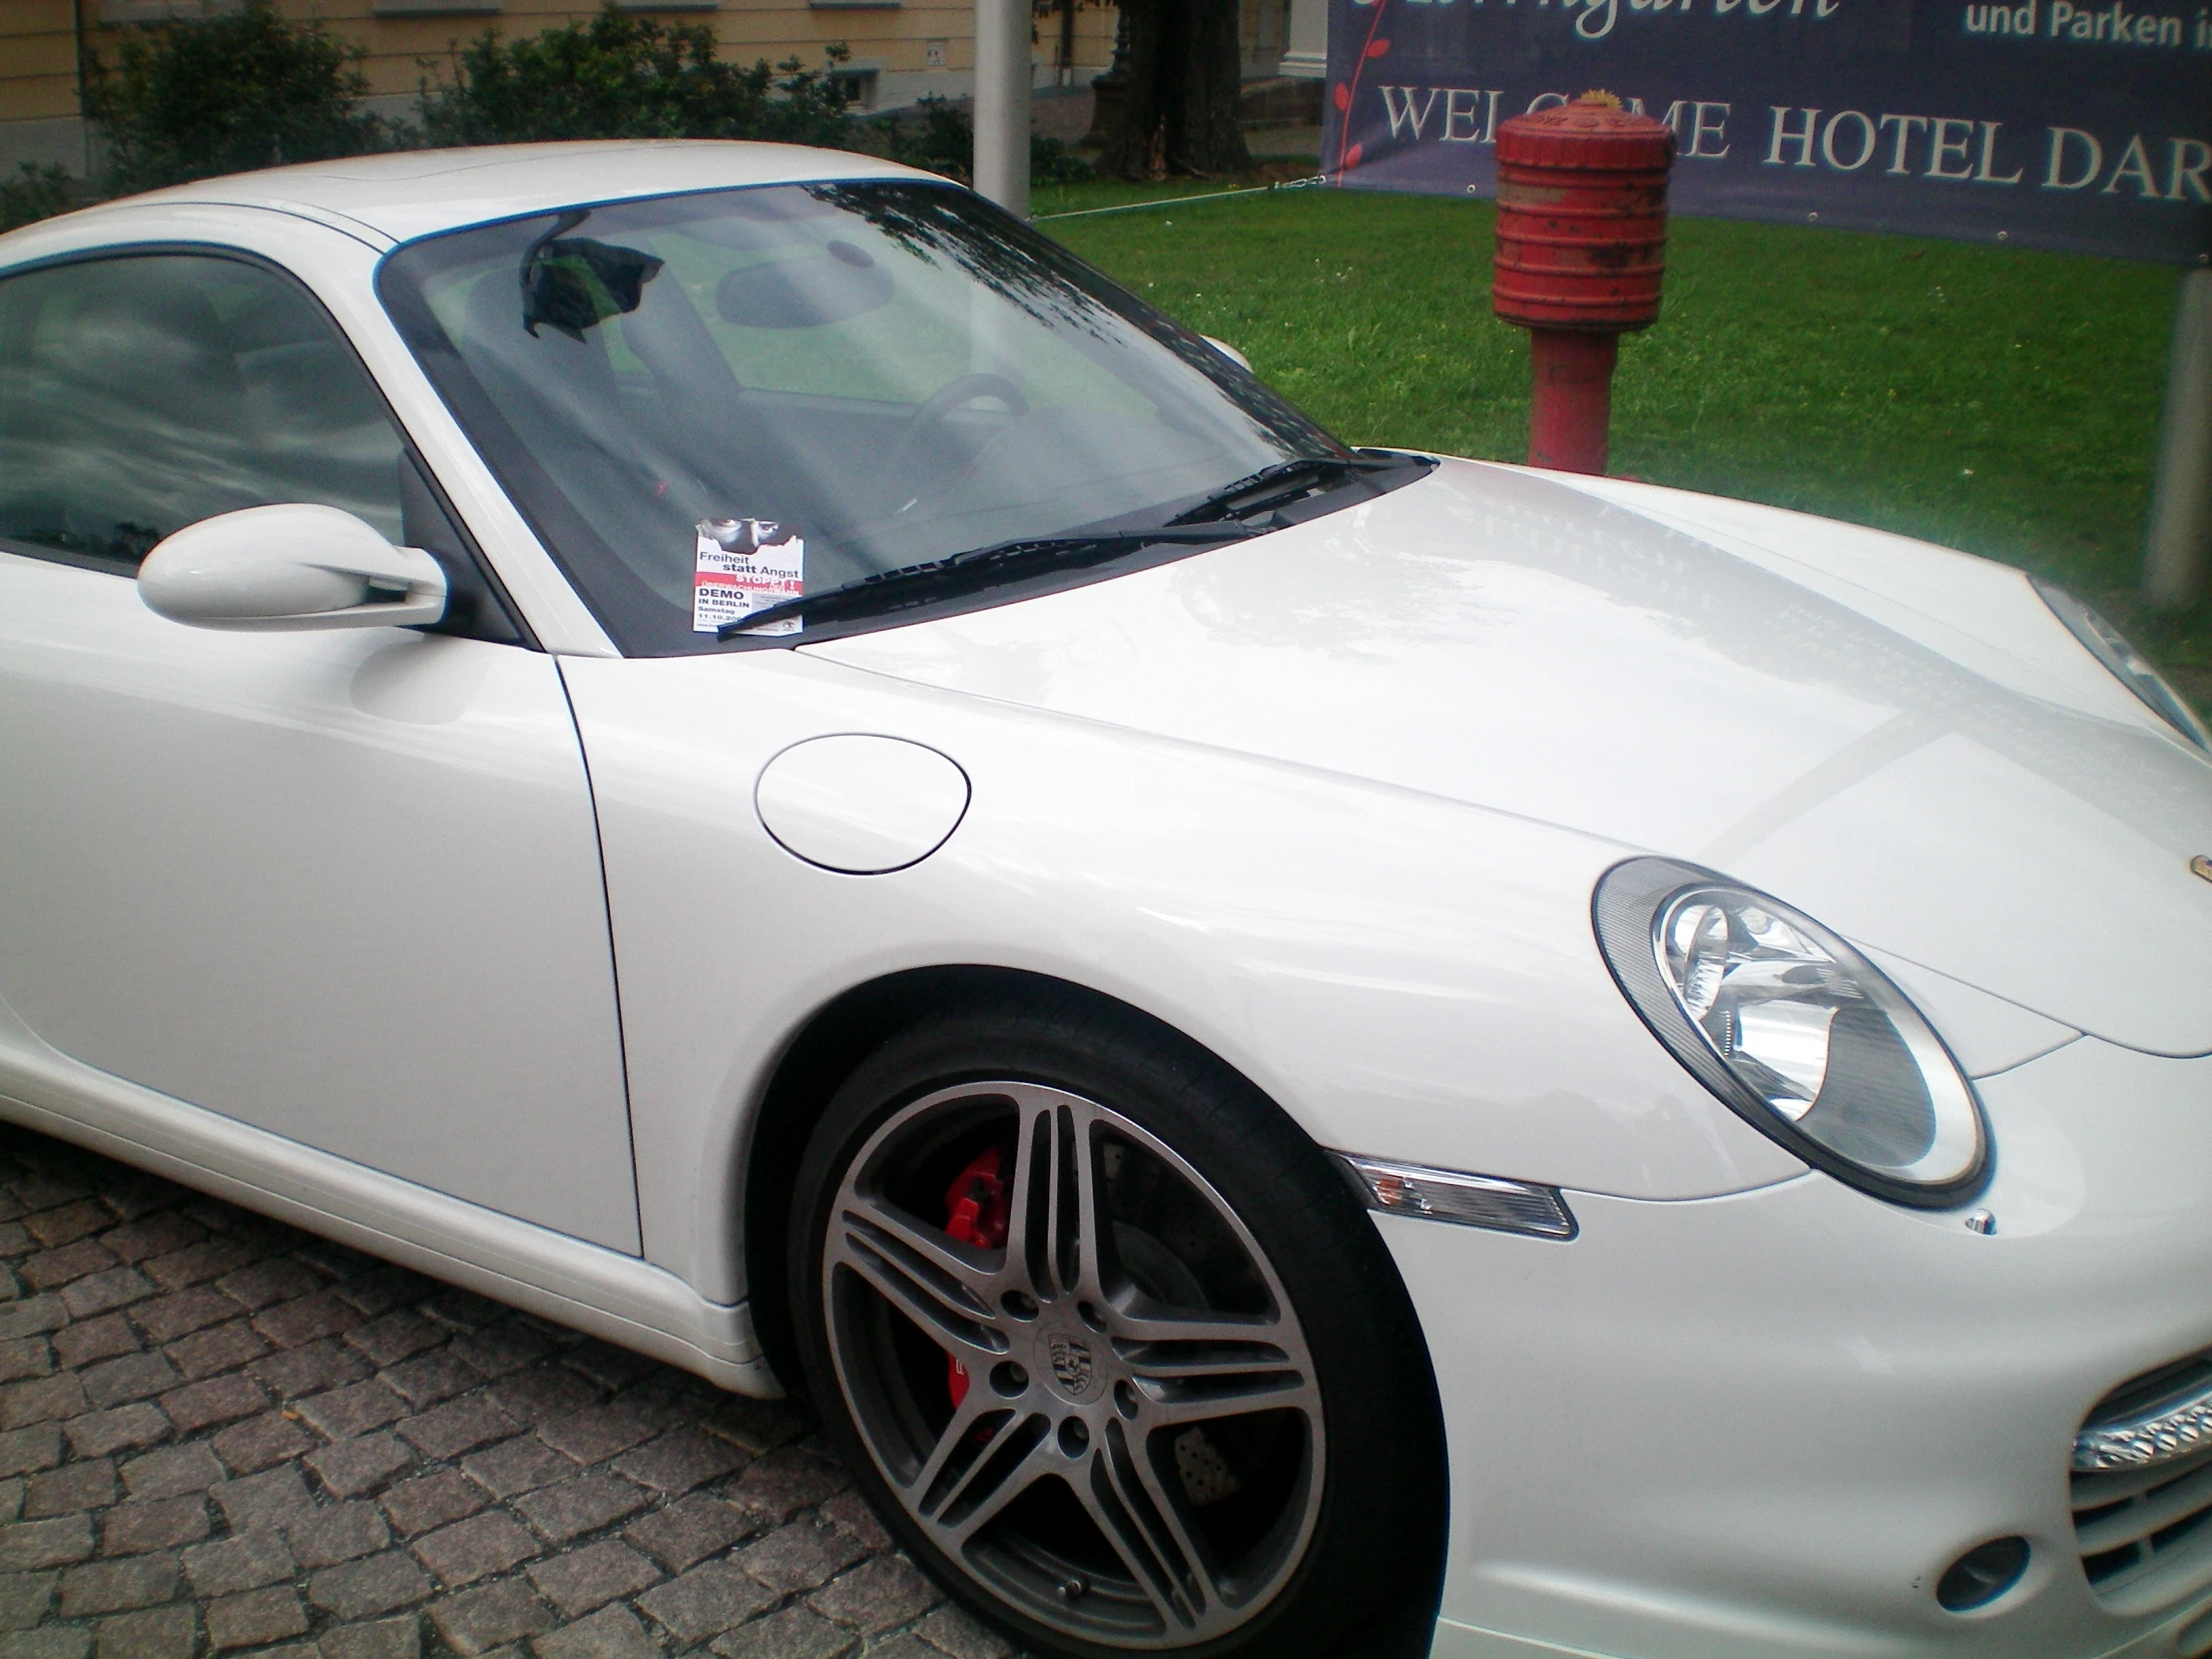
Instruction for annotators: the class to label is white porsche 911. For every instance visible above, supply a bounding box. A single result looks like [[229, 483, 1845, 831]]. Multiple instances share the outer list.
[[3, 141, 2210, 1659]]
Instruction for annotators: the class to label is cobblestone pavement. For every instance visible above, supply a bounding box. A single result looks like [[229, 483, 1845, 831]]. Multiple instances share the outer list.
[[0, 1124, 1032, 1659]]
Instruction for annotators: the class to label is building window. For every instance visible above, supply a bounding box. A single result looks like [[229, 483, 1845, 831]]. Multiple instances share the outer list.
[[830, 67, 880, 109], [370, 0, 500, 15], [925, 38, 947, 66]]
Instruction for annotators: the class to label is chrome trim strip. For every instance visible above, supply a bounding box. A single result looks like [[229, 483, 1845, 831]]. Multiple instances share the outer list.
[[2075, 1382, 2212, 1472], [1335, 1154, 1577, 1241]]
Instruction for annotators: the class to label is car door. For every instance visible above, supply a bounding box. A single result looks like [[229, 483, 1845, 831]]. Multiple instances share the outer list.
[[0, 246, 641, 1252]]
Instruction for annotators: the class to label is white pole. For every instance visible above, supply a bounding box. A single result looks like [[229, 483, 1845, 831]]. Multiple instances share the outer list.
[[973, 0, 1032, 218], [2144, 267, 2212, 610]]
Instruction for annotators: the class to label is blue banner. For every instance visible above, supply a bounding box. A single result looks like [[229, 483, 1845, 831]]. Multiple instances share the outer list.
[[1322, 0, 2212, 263]]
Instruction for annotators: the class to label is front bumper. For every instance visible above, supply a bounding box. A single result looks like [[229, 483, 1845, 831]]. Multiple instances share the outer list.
[[1389, 1035, 2212, 1659]]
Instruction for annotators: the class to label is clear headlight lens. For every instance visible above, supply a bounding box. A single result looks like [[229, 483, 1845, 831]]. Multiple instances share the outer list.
[[1594, 858, 1989, 1207], [2033, 577, 2209, 752]]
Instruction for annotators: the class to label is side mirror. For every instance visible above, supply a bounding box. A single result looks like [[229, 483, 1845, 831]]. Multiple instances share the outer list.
[[140, 504, 447, 632], [1202, 335, 1253, 374]]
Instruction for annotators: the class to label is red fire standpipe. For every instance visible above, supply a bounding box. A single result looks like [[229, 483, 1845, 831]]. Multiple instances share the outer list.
[[1492, 94, 1674, 476]]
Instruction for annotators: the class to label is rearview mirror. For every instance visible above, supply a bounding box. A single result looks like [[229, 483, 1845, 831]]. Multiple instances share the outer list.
[[140, 504, 447, 632]]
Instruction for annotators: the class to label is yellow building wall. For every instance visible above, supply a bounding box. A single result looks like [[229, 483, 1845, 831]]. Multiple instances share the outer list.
[[1, 1, 86, 124]]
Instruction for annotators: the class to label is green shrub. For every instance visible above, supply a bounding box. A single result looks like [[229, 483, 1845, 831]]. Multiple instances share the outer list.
[[878, 95, 1094, 186], [83, 0, 390, 195], [418, 7, 854, 148], [0, 163, 75, 234]]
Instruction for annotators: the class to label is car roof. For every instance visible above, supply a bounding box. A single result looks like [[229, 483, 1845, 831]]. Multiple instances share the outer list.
[[51, 141, 944, 248]]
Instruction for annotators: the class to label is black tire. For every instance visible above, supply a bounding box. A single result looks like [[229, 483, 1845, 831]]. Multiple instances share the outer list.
[[787, 993, 1446, 1659]]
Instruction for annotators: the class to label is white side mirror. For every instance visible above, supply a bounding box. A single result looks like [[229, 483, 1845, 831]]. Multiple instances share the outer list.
[[1202, 335, 1253, 374], [140, 504, 447, 632]]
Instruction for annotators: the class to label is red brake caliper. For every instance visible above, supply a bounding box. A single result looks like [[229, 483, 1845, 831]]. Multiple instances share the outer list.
[[941, 1146, 1009, 1408]]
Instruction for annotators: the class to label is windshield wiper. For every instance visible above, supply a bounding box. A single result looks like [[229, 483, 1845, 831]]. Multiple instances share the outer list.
[[718, 524, 1252, 639], [1165, 452, 1409, 528]]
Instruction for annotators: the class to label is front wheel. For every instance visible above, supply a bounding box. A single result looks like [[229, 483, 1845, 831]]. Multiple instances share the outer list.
[[787, 999, 1446, 1658]]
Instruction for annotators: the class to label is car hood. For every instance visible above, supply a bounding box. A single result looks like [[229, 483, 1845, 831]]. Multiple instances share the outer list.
[[806, 458, 2212, 1056]]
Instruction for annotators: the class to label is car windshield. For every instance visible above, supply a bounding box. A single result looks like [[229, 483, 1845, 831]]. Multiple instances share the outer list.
[[378, 180, 1359, 654]]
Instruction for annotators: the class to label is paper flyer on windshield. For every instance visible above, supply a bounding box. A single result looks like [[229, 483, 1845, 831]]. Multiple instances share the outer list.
[[694, 518, 804, 636]]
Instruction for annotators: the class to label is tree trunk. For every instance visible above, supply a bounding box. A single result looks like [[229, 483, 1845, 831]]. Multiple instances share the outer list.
[[1098, 0, 1251, 179]]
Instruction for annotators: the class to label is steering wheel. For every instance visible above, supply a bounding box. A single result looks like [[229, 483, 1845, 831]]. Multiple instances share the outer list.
[[882, 372, 1030, 509]]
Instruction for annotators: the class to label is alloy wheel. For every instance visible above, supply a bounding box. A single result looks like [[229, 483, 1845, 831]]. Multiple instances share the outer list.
[[820, 1080, 1326, 1649]]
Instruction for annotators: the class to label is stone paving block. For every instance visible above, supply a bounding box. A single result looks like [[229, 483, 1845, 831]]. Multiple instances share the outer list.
[[119, 1445, 224, 1505], [82, 1356, 179, 1412], [425, 1580, 556, 1657], [485, 1375, 597, 1430], [284, 1506, 389, 1571], [142, 1241, 257, 1295], [375, 1472, 481, 1540], [208, 1466, 313, 1533], [0, 1429, 61, 1481], [623, 1495, 751, 1574], [377, 1354, 479, 1412], [251, 1343, 369, 1402], [132, 1290, 240, 1348], [737, 1524, 868, 1598], [322, 1619, 420, 1659], [317, 1615, 419, 1659], [610, 1430, 744, 1497], [908, 1605, 1013, 1659], [163, 1325, 266, 1383], [90, 1605, 193, 1659], [0, 1486, 20, 1527], [296, 1382, 406, 1442], [528, 1603, 657, 1659], [0, 1305, 66, 1348], [51, 1321, 134, 1373], [859, 1638, 936, 1659], [57, 1553, 180, 1617], [444, 1325, 550, 1382], [303, 1436, 413, 1502], [0, 1378, 87, 1431], [24, 1205, 109, 1252], [458, 1441, 574, 1503], [210, 1412, 309, 1476], [411, 1513, 538, 1589], [533, 1406, 660, 1470], [158, 1376, 265, 1436], [727, 1453, 845, 1528], [0, 1570, 53, 1631], [558, 1347, 653, 1396], [634, 1561, 776, 1644], [97, 1498, 210, 1557], [64, 1410, 165, 1464], [20, 1244, 115, 1293], [23, 1461, 115, 1520], [708, 1606, 855, 1659], [342, 1315, 443, 1370], [395, 1399, 516, 1463], [696, 1400, 814, 1461], [0, 1345, 52, 1386], [61, 1270, 157, 1322], [98, 1217, 203, 1268], [0, 1517, 96, 1572], [417, 1291, 503, 1335], [306, 1552, 431, 1621], [525, 1541, 659, 1618], [254, 1293, 357, 1351], [511, 1477, 648, 1547], [206, 1585, 307, 1651], [181, 1531, 292, 1599], [0, 1624, 90, 1659], [214, 1263, 320, 1315], [806, 1556, 936, 1635], [814, 1493, 889, 1556]]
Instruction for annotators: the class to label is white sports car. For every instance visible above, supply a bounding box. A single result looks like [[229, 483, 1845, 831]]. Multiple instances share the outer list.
[[3, 141, 2210, 1659]]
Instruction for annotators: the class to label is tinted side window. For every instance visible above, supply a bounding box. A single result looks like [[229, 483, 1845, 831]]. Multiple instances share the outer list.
[[0, 253, 404, 572]]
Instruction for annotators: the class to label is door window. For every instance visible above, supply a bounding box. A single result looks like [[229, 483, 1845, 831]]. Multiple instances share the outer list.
[[0, 252, 405, 573]]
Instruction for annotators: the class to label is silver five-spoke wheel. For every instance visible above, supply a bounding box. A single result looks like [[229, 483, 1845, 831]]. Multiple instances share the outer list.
[[823, 1081, 1324, 1649]]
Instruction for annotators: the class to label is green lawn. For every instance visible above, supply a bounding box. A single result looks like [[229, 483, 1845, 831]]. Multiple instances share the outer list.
[[1033, 177, 2209, 705]]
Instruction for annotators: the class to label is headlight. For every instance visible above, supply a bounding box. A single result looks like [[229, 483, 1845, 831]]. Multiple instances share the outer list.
[[2032, 577, 2209, 752], [1594, 857, 1989, 1208]]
